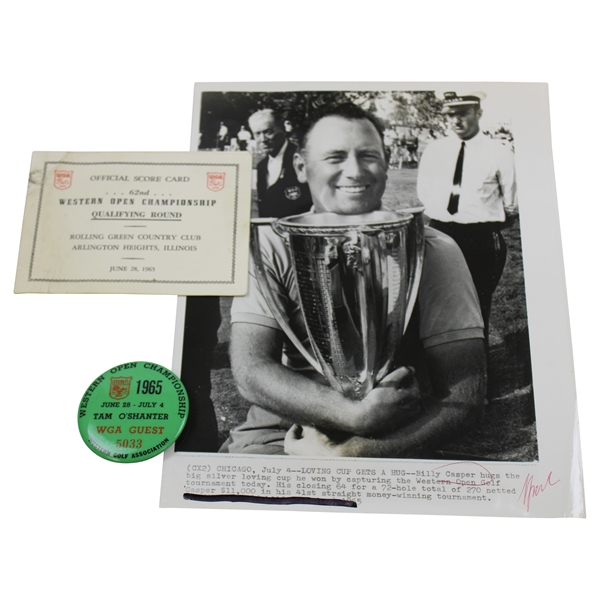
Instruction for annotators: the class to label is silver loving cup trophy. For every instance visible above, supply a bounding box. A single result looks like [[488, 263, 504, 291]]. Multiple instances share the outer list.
[[250, 208, 425, 401]]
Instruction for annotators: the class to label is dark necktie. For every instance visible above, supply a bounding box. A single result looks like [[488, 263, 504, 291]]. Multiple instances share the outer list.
[[447, 141, 465, 215]]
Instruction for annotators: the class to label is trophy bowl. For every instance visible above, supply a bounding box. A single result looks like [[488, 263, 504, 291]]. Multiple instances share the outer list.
[[251, 208, 424, 401]]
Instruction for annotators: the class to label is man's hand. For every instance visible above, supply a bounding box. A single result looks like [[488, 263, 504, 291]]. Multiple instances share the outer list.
[[319, 339, 487, 459], [500, 211, 519, 229], [284, 366, 421, 455], [351, 366, 421, 436], [284, 424, 345, 457]]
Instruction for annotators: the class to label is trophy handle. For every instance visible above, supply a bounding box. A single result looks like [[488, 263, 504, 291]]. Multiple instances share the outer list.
[[250, 219, 326, 378], [398, 207, 425, 334]]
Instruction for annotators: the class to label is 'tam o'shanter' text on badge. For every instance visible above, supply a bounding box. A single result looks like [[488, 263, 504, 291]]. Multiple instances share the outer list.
[[14, 151, 252, 295], [78, 362, 189, 463]]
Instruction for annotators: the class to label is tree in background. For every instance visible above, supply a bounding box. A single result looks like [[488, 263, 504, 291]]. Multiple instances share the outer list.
[[199, 90, 448, 150], [408, 91, 446, 138]]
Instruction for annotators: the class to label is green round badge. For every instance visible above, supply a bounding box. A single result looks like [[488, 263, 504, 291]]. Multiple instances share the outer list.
[[78, 362, 189, 463]]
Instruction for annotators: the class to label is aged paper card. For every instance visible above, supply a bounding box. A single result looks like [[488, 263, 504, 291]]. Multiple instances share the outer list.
[[14, 151, 252, 295]]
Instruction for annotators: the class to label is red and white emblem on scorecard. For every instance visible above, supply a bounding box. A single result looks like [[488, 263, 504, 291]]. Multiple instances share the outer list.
[[207, 172, 225, 192], [109, 376, 132, 400], [54, 170, 73, 190]]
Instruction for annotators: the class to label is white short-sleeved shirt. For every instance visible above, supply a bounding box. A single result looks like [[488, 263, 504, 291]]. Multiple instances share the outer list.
[[417, 132, 517, 224]]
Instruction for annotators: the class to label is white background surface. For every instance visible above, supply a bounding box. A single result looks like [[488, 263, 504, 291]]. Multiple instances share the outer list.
[[0, 1, 595, 597]]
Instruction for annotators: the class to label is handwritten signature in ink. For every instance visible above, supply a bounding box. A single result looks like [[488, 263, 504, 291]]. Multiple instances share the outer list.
[[518, 472, 561, 512]]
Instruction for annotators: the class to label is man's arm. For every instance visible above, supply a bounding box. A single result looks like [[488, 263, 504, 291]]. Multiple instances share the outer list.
[[498, 144, 517, 218], [230, 322, 421, 437], [285, 338, 486, 458]]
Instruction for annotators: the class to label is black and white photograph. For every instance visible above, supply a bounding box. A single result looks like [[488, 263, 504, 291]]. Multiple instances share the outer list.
[[157, 82, 582, 518], [175, 85, 535, 462]]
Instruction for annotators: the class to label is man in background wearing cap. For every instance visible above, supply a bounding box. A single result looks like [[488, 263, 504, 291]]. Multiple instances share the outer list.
[[417, 92, 517, 338]]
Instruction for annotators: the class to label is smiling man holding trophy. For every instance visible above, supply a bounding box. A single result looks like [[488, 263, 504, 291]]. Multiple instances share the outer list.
[[220, 102, 486, 458]]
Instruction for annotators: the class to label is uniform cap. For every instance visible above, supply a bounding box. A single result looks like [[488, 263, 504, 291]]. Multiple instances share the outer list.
[[442, 92, 481, 112]]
